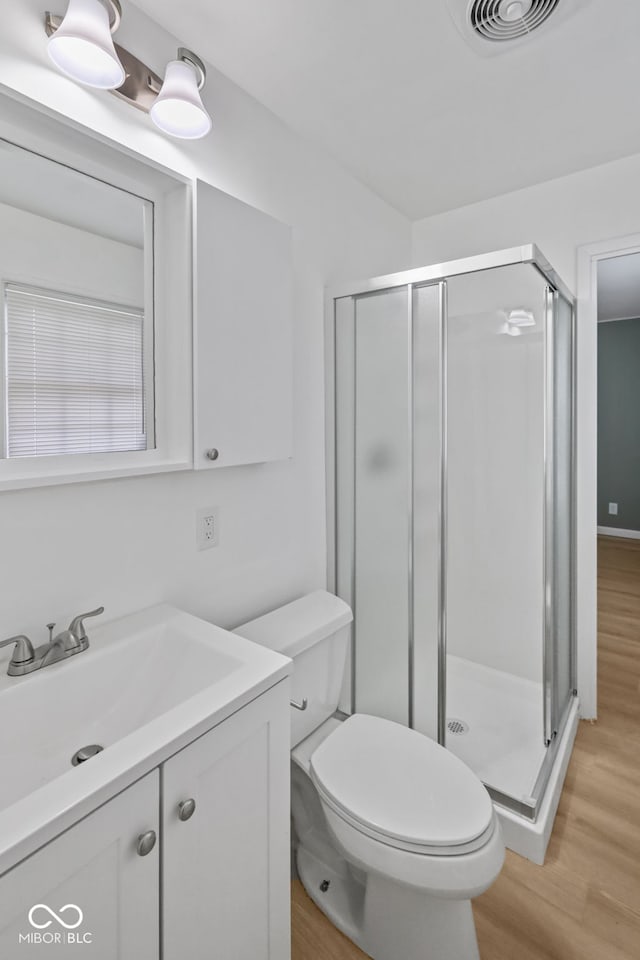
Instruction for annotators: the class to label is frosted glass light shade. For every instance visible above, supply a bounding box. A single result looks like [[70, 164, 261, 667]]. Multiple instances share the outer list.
[[48, 0, 125, 90], [150, 59, 212, 140]]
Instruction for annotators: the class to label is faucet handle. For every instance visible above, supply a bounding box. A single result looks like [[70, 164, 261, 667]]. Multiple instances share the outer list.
[[0, 635, 35, 666], [68, 607, 105, 644]]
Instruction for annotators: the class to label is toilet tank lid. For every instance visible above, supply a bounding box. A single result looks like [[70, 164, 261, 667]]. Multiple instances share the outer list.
[[234, 590, 353, 658]]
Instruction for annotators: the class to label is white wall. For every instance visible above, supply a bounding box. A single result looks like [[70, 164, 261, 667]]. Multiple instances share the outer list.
[[412, 153, 640, 717], [412, 152, 640, 291], [0, 201, 143, 306], [0, 1, 411, 650]]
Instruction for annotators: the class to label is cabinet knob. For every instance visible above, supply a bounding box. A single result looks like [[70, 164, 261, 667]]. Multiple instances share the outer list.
[[136, 830, 157, 857], [205, 448, 219, 461], [177, 798, 196, 822]]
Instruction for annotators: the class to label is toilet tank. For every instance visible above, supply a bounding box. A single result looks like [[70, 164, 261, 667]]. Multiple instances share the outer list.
[[235, 591, 353, 746]]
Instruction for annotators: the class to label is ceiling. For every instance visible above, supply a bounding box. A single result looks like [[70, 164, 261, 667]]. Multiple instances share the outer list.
[[598, 253, 640, 323], [133, 0, 640, 220]]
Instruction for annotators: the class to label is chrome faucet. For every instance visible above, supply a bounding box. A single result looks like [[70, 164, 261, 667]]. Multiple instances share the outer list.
[[0, 607, 104, 677]]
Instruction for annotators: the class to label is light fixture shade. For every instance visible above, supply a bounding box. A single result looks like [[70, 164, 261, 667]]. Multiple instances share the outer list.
[[48, 0, 125, 90], [150, 59, 212, 140]]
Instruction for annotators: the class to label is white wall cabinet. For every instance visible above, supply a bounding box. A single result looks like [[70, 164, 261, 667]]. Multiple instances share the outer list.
[[0, 684, 290, 960], [0, 771, 160, 960], [193, 181, 294, 469]]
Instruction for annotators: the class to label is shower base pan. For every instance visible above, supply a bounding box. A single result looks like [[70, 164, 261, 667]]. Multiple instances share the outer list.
[[445, 655, 579, 864], [494, 697, 579, 865]]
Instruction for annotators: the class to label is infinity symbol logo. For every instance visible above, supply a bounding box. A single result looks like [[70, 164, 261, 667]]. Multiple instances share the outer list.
[[28, 904, 84, 930]]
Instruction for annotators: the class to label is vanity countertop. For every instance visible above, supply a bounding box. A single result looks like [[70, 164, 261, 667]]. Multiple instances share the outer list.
[[0, 603, 291, 875]]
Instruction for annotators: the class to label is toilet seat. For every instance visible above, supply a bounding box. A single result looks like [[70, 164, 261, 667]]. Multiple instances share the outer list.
[[310, 714, 494, 856]]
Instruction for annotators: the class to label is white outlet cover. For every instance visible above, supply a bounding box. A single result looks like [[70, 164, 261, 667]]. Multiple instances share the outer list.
[[608, 502, 618, 516], [196, 506, 220, 550]]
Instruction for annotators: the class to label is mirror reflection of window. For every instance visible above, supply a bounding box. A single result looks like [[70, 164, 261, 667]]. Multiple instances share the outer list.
[[4, 284, 146, 457], [0, 139, 154, 460]]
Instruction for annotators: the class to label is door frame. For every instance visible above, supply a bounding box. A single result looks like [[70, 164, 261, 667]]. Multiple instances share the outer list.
[[576, 232, 640, 719]]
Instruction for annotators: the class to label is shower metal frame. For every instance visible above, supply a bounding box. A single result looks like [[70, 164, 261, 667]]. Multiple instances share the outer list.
[[326, 244, 577, 823]]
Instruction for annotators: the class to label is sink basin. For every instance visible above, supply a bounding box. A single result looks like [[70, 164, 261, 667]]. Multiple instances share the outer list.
[[0, 604, 290, 873]]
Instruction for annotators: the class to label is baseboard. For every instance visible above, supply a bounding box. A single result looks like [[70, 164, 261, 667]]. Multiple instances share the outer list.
[[597, 526, 640, 540]]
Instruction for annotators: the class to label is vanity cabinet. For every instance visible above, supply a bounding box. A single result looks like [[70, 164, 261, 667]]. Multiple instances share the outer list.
[[0, 772, 160, 959], [0, 683, 290, 960], [193, 181, 294, 469], [163, 684, 291, 959]]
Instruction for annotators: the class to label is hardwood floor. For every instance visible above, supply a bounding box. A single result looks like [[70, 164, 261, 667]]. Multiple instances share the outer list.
[[291, 535, 640, 959]]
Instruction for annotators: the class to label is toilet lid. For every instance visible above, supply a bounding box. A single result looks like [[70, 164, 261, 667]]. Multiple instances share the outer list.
[[310, 714, 494, 850]]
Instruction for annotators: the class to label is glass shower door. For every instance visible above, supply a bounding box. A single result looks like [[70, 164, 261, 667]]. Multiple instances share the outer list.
[[549, 291, 575, 739], [334, 283, 443, 732], [353, 288, 411, 724], [445, 264, 549, 806]]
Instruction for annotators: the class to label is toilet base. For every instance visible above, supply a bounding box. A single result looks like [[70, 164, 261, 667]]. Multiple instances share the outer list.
[[361, 872, 480, 960], [297, 843, 481, 960], [297, 844, 366, 948]]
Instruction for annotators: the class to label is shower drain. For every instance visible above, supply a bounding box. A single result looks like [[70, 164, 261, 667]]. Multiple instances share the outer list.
[[447, 718, 469, 736]]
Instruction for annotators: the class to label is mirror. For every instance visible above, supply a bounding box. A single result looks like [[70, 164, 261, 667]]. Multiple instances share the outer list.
[[0, 137, 154, 461]]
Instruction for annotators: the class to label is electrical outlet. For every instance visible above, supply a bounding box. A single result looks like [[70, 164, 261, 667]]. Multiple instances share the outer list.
[[196, 506, 219, 550], [608, 502, 618, 516]]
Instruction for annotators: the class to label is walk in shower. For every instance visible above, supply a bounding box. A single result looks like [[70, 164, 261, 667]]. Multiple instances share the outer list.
[[327, 246, 578, 861]]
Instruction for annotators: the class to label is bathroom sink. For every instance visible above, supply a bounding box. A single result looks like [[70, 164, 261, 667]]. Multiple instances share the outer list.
[[0, 604, 290, 872]]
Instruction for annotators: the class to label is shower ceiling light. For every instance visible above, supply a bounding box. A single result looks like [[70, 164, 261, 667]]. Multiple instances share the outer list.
[[45, 3, 212, 140], [47, 0, 125, 89]]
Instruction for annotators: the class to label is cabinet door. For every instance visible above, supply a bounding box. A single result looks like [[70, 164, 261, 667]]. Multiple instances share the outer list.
[[193, 181, 293, 469], [0, 772, 159, 960], [162, 683, 290, 960]]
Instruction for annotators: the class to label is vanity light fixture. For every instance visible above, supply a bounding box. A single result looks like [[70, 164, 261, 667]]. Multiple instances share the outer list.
[[151, 52, 211, 140], [45, 0, 212, 139], [47, 0, 125, 89]]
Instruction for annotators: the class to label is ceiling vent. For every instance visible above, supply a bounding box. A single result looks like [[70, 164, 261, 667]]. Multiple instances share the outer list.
[[445, 0, 589, 56]]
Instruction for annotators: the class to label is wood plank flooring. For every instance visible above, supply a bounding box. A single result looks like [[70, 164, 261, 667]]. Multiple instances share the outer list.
[[291, 535, 640, 959]]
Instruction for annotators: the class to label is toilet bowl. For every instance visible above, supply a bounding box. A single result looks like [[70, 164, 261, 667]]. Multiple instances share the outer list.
[[236, 591, 505, 960]]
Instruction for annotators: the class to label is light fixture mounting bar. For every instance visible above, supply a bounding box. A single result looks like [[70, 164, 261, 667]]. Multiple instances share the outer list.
[[45, 9, 163, 113]]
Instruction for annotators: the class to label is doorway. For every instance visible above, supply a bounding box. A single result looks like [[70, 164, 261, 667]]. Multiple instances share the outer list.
[[595, 249, 640, 743], [597, 252, 640, 540]]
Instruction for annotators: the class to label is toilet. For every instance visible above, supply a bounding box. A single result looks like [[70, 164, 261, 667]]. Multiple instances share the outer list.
[[236, 590, 505, 960]]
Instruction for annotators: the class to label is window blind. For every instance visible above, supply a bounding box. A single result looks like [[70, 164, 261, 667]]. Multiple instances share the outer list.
[[4, 283, 147, 458]]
